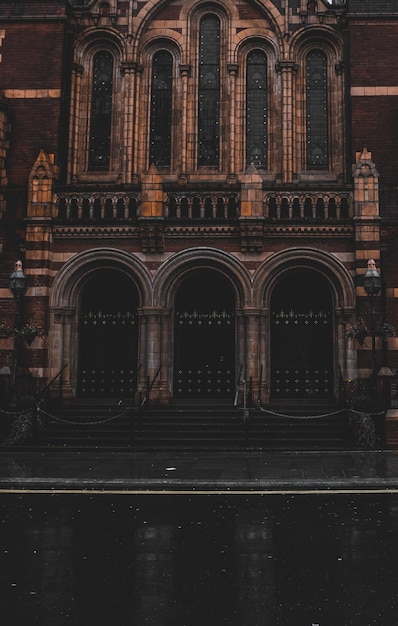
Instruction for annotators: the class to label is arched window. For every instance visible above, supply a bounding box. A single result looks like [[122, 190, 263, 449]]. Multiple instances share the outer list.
[[306, 50, 328, 169], [89, 51, 113, 170], [246, 50, 268, 167], [198, 15, 220, 166], [150, 51, 173, 167]]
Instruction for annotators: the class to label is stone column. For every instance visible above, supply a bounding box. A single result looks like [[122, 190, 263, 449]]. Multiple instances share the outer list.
[[133, 65, 143, 179], [276, 60, 297, 184], [159, 308, 172, 403], [52, 307, 76, 400], [121, 63, 137, 184], [68, 63, 83, 184], [243, 308, 262, 405], [227, 63, 239, 181], [179, 64, 190, 181], [140, 307, 162, 403]]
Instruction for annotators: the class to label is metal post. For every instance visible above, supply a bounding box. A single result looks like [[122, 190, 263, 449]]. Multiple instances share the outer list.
[[242, 379, 249, 445], [9, 261, 28, 408], [363, 259, 381, 400]]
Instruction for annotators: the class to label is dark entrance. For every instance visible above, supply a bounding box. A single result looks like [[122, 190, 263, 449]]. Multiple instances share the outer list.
[[270, 269, 333, 400], [78, 270, 139, 398], [174, 270, 235, 399]]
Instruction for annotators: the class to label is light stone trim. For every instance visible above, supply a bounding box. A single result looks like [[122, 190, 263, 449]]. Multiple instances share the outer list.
[[3, 89, 61, 98], [351, 86, 398, 96]]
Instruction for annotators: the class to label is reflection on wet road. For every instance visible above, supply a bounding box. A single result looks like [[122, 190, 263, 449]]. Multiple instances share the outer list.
[[1, 494, 397, 625]]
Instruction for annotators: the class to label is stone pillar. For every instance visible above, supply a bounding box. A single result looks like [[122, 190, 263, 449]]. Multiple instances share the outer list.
[[227, 63, 238, 181], [68, 63, 83, 184], [140, 164, 164, 218], [179, 64, 191, 181], [140, 307, 162, 404], [235, 308, 247, 403], [51, 308, 76, 400], [276, 60, 297, 184], [133, 65, 143, 178], [258, 308, 269, 404], [159, 308, 172, 403], [243, 308, 262, 404], [121, 62, 138, 184]]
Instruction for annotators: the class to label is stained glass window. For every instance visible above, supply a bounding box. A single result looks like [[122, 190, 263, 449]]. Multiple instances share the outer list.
[[150, 51, 173, 167], [306, 50, 328, 169], [198, 15, 220, 166], [246, 50, 268, 167], [89, 51, 113, 169]]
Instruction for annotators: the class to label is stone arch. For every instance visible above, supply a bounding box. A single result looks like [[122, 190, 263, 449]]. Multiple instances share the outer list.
[[253, 247, 355, 311], [73, 26, 126, 62], [137, 30, 184, 62], [148, 249, 253, 401], [50, 248, 152, 309], [252, 248, 356, 400], [152, 247, 252, 309], [48, 249, 152, 398]]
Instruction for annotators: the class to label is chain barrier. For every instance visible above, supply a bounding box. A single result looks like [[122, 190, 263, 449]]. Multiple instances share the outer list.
[[39, 406, 132, 426], [0, 404, 135, 447], [348, 408, 385, 418], [257, 406, 347, 420], [0, 407, 32, 418]]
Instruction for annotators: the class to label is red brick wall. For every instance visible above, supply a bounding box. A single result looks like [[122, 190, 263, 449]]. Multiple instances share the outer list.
[[7, 99, 62, 185], [349, 22, 398, 183], [350, 25, 398, 86], [351, 97, 398, 183], [0, 22, 65, 186], [0, 23, 65, 87]]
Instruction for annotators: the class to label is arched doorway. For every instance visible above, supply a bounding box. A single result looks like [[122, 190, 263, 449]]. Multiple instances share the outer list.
[[270, 269, 334, 400], [77, 270, 139, 398], [174, 269, 235, 399]]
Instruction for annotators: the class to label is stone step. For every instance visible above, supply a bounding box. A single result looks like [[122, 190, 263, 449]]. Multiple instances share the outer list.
[[33, 401, 351, 450]]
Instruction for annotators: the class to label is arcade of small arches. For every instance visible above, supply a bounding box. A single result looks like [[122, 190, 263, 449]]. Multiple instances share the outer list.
[[48, 247, 356, 404]]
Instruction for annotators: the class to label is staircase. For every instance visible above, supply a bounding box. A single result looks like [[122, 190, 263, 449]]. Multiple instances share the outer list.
[[30, 399, 351, 450]]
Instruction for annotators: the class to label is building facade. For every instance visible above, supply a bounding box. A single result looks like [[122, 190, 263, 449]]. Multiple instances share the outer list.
[[0, 0, 397, 409]]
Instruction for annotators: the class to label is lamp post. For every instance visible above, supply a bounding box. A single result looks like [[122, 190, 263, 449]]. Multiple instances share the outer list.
[[363, 259, 381, 394], [9, 260, 28, 407]]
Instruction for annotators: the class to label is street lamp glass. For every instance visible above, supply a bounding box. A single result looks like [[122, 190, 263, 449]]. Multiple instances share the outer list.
[[363, 268, 381, 297], [9, 264, 28, 300]]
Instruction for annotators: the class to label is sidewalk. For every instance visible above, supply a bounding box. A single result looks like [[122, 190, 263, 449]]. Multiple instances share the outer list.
[[1, 448, 398, 493]]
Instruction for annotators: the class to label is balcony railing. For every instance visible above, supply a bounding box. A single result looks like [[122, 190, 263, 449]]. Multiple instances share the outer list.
[[54, 190, 353, 223], [265, 192, 353, 220], [55, 192, 139, 221]]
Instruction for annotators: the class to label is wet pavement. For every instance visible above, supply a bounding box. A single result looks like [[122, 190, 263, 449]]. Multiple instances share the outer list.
[[0, 448, 398, 493], [2, 449, 398, 624]]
